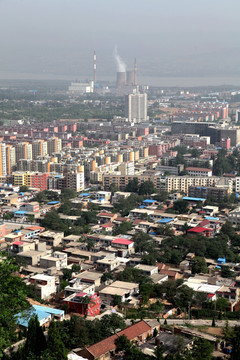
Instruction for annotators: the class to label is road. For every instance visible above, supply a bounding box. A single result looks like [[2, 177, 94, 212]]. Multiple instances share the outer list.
[[126, 318, 240, 327]]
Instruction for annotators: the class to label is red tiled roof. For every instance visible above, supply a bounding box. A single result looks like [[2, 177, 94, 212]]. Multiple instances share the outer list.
[[186, 167, 212, 172], [101, 222, 114, 228], [207, 294, 215, 298], [112, 238, 134, 245], [86, 321, 151, 358], [25, 226, 45, 231], [98, 213, 115, 217], [87, 334, 117, 358], [118, 320, 151, 340], [188, 227, 212, 233], [198, 219, 210, 227], [13, 241, 23, 246]]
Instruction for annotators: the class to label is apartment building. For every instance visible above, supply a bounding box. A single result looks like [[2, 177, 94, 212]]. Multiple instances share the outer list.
[[186, 167, 213, 177], [15, 142, 32, 162], [47, 137, 62, 154], [164, 176, 219, 194], [32, 140, 48, 159]]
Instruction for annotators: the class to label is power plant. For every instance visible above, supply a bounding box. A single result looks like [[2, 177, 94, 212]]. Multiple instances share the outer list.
[[113, 46, 137, 90], [68, 48, 140, 95], [116, 71, 126, 87]]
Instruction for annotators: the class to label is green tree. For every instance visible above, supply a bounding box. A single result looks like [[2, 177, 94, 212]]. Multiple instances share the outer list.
[[0, 256, 29, 356], [19, 185, 29, 193], [101, 314, 126, 334], [216, 297, 229, 312], [101, 272, 114, 283], [46, 321, 67, 360], [191, 256, 208, 274], [62, 268, 73, 280], [109, 183, 119, 194], [230, 326, 240, 360], [154, 345, 164, 360], [221, 266, 234, 278], [71, 264, 81, 273], [112, 221, 132, 236], [24, 315, 47, 357], [61, 188, 76, 200], [212, 317, 215, 327], [86, 238, 95, 250], [125, 178, 139, 193], [173, 200, 189, 214], [115, 334, 131, 353], [138, 181, 156, 195], [156, 224, 174, 237], [190, 337, 214, 360], [112, 295, 122, 307]]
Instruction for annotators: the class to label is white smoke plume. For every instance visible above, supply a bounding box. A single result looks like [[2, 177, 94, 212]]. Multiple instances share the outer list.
[[113, 46, 126, 72]]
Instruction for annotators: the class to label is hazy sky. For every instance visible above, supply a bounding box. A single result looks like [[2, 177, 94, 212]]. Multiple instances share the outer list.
[[0, 0, 240, 82]]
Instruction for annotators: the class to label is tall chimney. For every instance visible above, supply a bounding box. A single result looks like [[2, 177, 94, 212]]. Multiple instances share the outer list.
[[134, 58, 137, 86], [93, 50, 96, 83]]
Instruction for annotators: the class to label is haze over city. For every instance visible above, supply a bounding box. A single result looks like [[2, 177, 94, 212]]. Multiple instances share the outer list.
[[0, 0, 240, 85]]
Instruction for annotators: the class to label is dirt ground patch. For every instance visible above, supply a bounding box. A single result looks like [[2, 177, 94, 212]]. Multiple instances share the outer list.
[[202, 327, 223, 337]]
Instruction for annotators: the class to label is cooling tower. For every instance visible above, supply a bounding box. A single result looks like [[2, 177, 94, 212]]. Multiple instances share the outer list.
[[126, 70, 134, 85], [116, 72, 126, 87]]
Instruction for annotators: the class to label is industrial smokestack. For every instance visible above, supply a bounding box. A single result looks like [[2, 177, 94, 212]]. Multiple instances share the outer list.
[[134, 58, 137, 86], [93, 50, 96, 83], [116, 72, 126, 87]]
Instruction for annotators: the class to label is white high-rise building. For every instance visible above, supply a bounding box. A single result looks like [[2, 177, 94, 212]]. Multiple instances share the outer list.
[[125, 91, 148, 123], [0, 143, 6, 176]]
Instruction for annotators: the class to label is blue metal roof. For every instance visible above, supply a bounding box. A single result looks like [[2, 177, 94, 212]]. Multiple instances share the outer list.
[[143, 199, 155, 203], [158, 218, 174, 223], [47, 201, 60, 205], [15, 305, 64, 328], [15, 308, 50, 328], [80, 193, 90, 197], [182, 196, 206, 202], [14, 211, 27, 215], [205, 216, 219, 221], [139, 205, 146, 209], [33, 305, 64, 316]]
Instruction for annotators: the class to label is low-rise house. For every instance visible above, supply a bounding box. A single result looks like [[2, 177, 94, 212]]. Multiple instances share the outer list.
[[64, 278, 95, 297], [63, 234, 81, 244], [75, 271, 102, 288], [99, 280, 139, 306], [76, 320, 151, 360], [16, 246, 49, 265], [150, 273, 168, 284], [97, 257, 120, 272], [95, 191, 111, 202], [97, 212, 118, 224], [38, 230, 64, 247], [23, 226, 45, 238], [63, 292, 100, 317], [15, 305, 64, 328], [216, 286, 240, 311], [187, 227, 213, 237], [29, 274, 57, 299], [112, 191, 131, 204], [111, 238, 134, 257], [134, 264, 158, 276], [40, 251, 67, 270], [19, 201, 39, 213], [4, 230, 25, 244]]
